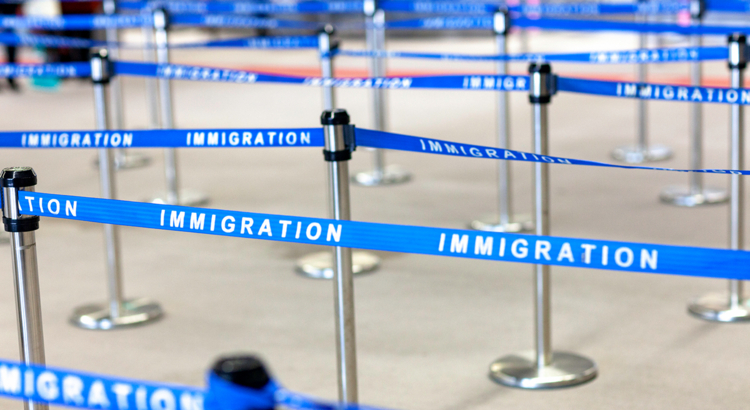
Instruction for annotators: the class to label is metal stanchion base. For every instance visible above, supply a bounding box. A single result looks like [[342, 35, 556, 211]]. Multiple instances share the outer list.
[[469, 215, 534, 233], [489, 351, 597, 389], [150, 189, 210, 206], [687, 293, 750, 322], [70, 298, 163, 330], [659, 186, 729, 207], [352, 165, 411, 187], [93, 152, 152, 171], [611, 145, 672, 164], [295, 251, 380, 279]]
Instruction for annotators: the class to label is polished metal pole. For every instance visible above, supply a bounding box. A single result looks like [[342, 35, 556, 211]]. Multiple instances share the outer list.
[[151, 8, 209, 207], [1, 167, 47, 410], [296, 26, 381, 280], [102, 0, 150, 170], [70, 50, 163, 330], [353, 0, 410, 187], [322, 109, 358, 403], [489, 63, 596, 389], [660, 0, 727, 207], [611, 6, 671, 164], [142, 16, 160, 130], [471, 10, 532, 233], [688, 33, 750, 322]]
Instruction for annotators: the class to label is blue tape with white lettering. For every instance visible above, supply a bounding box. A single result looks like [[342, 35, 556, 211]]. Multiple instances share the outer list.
[[705, 0, 750, 13], [0, 63, 90, 78], [0, 128, 323, 149], [16, 190, 750, 280], [174, 36, 319, 49], [508, 1, 688, 16], [169, 14, 321, 30], [0, 14, 150, 29], [557, 76, 750, 107], [117, 0, 365, 14], [334, 46, 728, 63], [0, 357, 390, 410], [386, 15, 750, 35]]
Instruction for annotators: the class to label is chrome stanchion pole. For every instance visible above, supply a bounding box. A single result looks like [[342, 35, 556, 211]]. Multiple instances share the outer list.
[[471, 10, 532, 233], [1, 167, 47, 410], [352, 0, 411, 187], [296, 26, 381, 279], [612, 6, 672, 164], [322, 109, 358, 402], [661, 0, 727, 206], [100, 0, 151, 170], [70, 50, 163, 330], [688, 33, 750, 322], [150, 8, 209, 206], [142, 9, 160, 130], [489, 63, 597, 389]]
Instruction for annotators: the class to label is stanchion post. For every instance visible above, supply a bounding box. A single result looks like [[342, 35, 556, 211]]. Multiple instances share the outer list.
[[489, 63, 597, 389], [660, 0, 727, 206], [322, 109, 358, 402], [70, 50, 163, 330], [100, 0, 150, 170], [1, 167, 48, 410], [142, 6, 160, 130], [295, 26, 381, 279], [150, 8, 209, 207], [611, 2, 672, 164], [352, 0, 411, 187], [470, 9, 532, 233], [688, 33, 750, 322]]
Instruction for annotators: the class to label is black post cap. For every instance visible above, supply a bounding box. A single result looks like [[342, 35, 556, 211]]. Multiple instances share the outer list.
[[212, 355, 271, 390], [729, 33, 747, 44], [529, 62, 551, 74], [1, 167, 37, 188], [91, 48, 109, 61], [321, 109, 350, 126]]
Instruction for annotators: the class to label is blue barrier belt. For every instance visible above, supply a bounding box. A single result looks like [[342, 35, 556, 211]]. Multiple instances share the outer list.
[[335, 46, 728, 63], [118, 0, 365, 14], [557, 76, 750, 107], [0, 14, 150, 29], [0, 32, 319, 50], [0, 358, 205, 410], [0, 63, 90, 78], [386, 15, 750, 34], [508, 1, 688, 16], [356, 128, 750, 176], [15, 190, 750, 280], [111, 60, 531, 91], [170, 14, 322, 30], [705, 0, 750, 12], [0, 357, 389, 410], [0, 128, 324, 149]]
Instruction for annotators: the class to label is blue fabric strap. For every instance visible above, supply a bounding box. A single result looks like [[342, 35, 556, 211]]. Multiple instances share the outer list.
[[15, 191, 750, 281]]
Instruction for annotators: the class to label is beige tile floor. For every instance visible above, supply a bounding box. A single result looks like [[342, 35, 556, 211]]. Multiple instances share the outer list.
[[0, 28, 747, 410]]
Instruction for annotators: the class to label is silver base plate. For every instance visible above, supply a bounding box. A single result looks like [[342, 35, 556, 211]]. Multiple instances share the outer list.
[[296, 251, 380, 279], [352, 165, 411, 187], [659, 186, 729, 207], [70, 298, 163, 330], [469, 215, 534, 233], [150, 189, 210, 207], [688, 293, 750, 322], [489, 351, 597, 389], [611, 144, 672, 164], [93, 151, 152, 171]]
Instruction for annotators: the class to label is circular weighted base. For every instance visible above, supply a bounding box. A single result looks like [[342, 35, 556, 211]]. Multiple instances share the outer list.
[[469, 215, 534, 233], [296, 251, 380, 279], [150, 189, 210, 207], [688, 293, 750, 322], [489, 351, 597, 389], [352, 165, 411, 187], [611, 144, 672, 164], [660, 186, 729, 207], [93, 151, 152, 171], [70, 298, 163, 330]]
